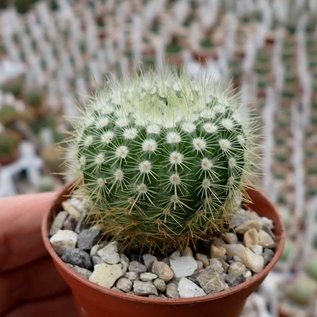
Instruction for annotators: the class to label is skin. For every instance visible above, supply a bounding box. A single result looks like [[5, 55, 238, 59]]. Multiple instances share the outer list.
[[0, 192, 77, 317]]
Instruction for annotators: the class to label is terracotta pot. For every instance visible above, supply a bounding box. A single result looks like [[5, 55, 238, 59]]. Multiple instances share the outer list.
[[279, 309, 288, 317], [165, 51, 184, 66], [0, 151, 19, 166], [42, 185, 286, 317], [192, 50, 217, 65]]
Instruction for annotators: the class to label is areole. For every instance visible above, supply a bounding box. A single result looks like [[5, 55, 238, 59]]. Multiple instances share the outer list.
[[42, 184, 286, 317]]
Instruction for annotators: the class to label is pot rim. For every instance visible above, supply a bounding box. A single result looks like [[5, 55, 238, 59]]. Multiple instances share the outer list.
[[42, 185, 286, 306]]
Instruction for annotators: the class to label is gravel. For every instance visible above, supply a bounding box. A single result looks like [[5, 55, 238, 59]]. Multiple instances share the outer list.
[[49, 198, 277, 299]]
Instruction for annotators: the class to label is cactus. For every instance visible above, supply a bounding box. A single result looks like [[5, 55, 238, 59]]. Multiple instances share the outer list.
[[305, 255, 317, 281], [2, 77, 24, 98], [0, 129, 20, 164], [68, 72, 256, 252], [26, 89, 43, 109], [286, 274, 317, 305], [0, 105, 20, 126]]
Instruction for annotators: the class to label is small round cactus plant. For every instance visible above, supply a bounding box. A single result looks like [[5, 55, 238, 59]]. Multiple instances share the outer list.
[[0, 128, 20, 165], [68, 71, 256, 252]]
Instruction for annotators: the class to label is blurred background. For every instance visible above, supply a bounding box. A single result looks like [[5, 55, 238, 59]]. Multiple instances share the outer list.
[[0, 0, 316, 316]]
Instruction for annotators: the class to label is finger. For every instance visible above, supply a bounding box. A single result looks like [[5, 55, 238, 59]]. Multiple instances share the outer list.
[[0, 256, 70, 315], [4, 292, 76, 317], [0, 192, 56, 272]]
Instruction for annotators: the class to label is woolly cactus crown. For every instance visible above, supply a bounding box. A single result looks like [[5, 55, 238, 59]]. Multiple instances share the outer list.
[[69, 71, 256, 252]]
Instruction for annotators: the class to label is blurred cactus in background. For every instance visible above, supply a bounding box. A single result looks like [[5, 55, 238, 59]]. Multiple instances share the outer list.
[[0, 129, 20, 165]]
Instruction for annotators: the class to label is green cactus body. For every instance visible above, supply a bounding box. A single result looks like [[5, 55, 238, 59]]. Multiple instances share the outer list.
[[69, 72, 255, 252]]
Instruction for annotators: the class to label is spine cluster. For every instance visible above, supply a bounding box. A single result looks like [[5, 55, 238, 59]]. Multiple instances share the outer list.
[[69, 72, 256, 252]]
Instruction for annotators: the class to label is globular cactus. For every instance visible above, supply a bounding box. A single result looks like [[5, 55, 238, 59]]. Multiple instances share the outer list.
[[68, 72, 256, 252]]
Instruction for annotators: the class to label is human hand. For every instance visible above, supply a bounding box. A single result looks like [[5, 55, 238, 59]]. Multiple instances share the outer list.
[[0, 192, 77, 317]]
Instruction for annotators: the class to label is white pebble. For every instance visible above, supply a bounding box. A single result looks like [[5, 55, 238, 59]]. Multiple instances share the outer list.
[[50, 230, 78, 255], [178, 277, 206, 298]]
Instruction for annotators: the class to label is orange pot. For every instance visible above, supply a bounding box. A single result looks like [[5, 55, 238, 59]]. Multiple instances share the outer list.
[[42, 185, 286, 317], [0, 151, 19, 165]]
